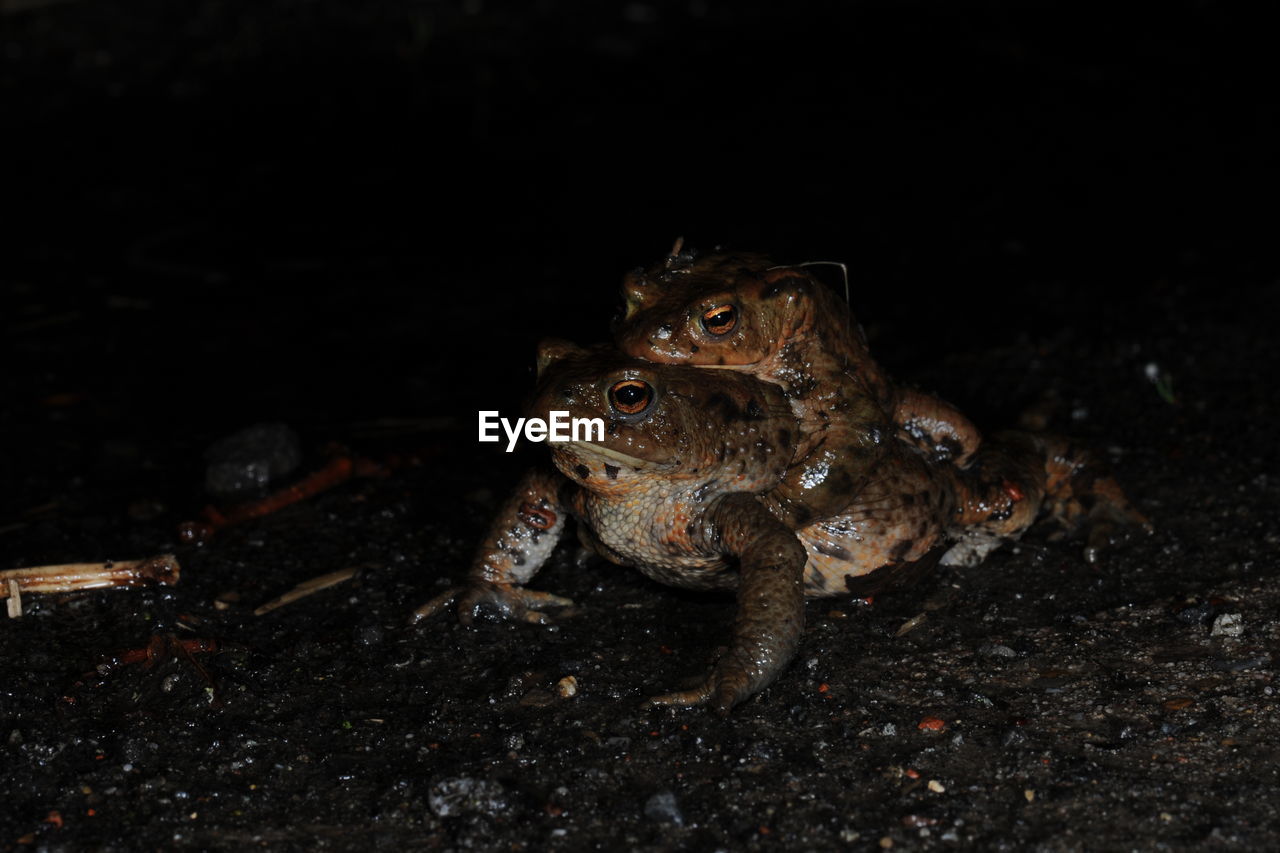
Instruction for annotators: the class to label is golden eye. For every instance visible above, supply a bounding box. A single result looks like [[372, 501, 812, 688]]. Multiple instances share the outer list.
[[701, 304, 737, 336], [608, 379, 654, 415]]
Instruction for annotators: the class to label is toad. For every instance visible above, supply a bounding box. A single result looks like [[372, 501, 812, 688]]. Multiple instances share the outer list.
[[613, 242, 983, 528], [613, 243, 1147, 559], [415, 342, 991, 713]]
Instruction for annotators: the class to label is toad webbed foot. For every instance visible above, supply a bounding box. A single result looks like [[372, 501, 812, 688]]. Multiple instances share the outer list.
[[1038, 436, 1153, 563], [410, 582, 576, 626], [411, 466, 574, 625], [644, 647, 774, 716]]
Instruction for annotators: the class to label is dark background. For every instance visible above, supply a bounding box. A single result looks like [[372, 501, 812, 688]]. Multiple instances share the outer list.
[[3, 1, 1279, 849], [6, 0, 1275, 474]]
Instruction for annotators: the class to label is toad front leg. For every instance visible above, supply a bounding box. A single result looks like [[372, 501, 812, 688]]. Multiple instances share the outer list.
[[648, 495, 807, 715], [410, 466, 575, 625]]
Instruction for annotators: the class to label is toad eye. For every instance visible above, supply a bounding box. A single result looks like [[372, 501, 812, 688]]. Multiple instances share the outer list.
[[608, 379, 654, 416], [701, 304, 737, 336]]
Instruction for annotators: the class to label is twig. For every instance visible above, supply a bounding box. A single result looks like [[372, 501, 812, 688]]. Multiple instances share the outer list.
[[894, 612, 929, 637], [254, 567, 359, 616], [0, 555, 180, 598]]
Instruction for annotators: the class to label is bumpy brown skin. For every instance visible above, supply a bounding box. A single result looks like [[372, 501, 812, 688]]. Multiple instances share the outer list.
[[415, 342, 967, 713], [414, 340, 1146, 712], [613, 247, 1147, 559], [614, 249, 983, 529], [1035, 433, 1152, 563]]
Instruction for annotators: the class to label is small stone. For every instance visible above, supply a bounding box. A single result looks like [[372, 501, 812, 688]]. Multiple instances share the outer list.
[[558, 675, 579, 698], [928, 780, 945, 793], [917, 716, 946, 732], [204, 422, 302, 498], [1002, 727, 1028, 747], [1211, 613, 1243, 638], [427, 777, 509, 817], [1175, 600, 1214, 625], [1024, 789, 1035, 802], [1210, 654, 1269, 672], [643, 790, 684, 826]]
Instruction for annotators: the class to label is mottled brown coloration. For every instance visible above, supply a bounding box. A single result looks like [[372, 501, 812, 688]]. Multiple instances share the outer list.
[[897, 388, 982, 466], [418, 343, 988, 711], [418, 252, 1149, 712], [1035, 433, 1152, 563], [614, 249, 983, 524]]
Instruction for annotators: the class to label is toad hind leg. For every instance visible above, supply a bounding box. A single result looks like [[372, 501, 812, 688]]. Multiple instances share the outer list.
[[1038, 435, 1153, 563], [647, 494, 807, 715], [944, 431, 1151, 567]]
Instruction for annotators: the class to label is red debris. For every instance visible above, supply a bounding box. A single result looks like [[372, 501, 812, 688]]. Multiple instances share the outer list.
[[178, 453, 389, 543]]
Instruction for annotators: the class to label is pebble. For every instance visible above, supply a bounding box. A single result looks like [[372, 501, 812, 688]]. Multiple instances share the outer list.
[[204, 422, 302, 498], [1210, 613, 1243, 638], [979, 643, 1018, 659], [1175, 600, 1214, 625], [643, 790, 684, 826], [1210, 654, 1270, 672], [427, 777, 509, 817]]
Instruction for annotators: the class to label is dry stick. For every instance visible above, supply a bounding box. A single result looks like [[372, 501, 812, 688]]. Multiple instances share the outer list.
[[0, 555, 181, 597], [254, 567, 359, 616]]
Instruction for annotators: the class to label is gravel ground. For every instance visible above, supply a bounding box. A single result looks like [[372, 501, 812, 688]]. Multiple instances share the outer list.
[[3, 1, 1278, 850]]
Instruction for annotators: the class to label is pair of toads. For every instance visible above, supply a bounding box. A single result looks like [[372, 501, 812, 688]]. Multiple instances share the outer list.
[[416, 245, 1148, 714]]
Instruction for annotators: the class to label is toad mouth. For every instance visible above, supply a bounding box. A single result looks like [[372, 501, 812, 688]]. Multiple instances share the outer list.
[[558, 441, 654, 469]]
